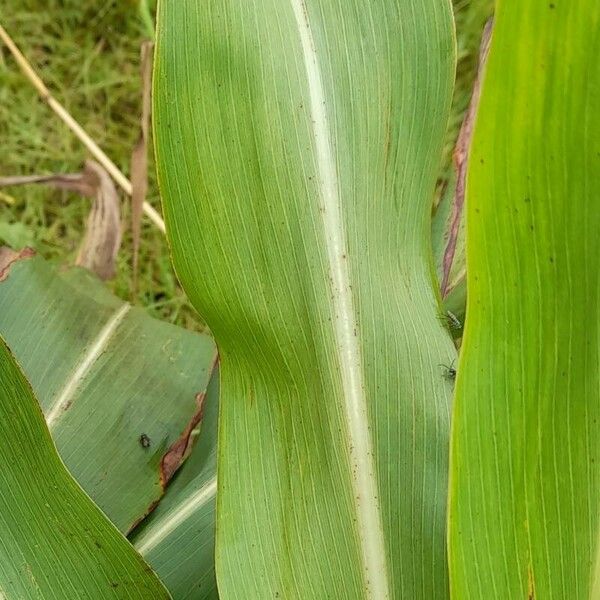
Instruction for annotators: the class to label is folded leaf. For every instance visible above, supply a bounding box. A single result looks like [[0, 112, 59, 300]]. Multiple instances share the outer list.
[[0, 336, 169, 598], [155, 1, 456, 597], [0, 253, 217, 532], [449, 2, 600, 597]]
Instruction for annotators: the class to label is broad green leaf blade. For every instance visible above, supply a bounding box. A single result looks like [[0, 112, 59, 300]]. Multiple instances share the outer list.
[[131, 372, 219, 600], [0, 253, 217, 532], [155, 1, 456, 598], [449, 2, 600, 598], [0, 336, 169, 599]]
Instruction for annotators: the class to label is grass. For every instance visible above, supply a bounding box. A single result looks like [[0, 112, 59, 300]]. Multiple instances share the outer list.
[[0, 0, 202, 330], [0, 0, 493, 331]]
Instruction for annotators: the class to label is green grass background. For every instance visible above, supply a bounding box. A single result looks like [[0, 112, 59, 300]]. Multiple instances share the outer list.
[[0, 0, 492, 329]]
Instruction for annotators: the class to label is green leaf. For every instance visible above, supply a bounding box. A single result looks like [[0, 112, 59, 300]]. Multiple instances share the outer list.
[[154, 1, 456, 597], [449, 2, 600, 598], [131, 371, 219, 600], [0, 253, 217, 533], [0, 336, 170, 598]]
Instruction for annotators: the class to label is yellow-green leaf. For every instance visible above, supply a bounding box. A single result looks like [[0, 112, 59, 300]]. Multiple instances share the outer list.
[[449, 2, 600, 598]]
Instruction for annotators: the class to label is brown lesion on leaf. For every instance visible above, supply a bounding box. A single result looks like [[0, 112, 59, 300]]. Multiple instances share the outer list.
[[0, 246, 35, 281], [527, 562, 535, 599], [125, 354, 219, 534], [441, 19, 493, 297], [159, 390, 207, 488], [158, 352, 218, 488], [127, 497, 161, 535]]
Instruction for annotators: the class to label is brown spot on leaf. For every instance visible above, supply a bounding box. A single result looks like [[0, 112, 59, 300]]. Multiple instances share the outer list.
[[126, 355, 219, 534], [130, 41, 153, 295], [527, 562, 535, 599], [159, 390, 207, 488], [0, 246, 35, 281]]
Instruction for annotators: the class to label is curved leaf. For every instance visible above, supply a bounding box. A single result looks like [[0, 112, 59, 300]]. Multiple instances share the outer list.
[[0, 336, 169, 598], [433, 19, 492, 328], [449, 2, 600, 597], [155, 1, 456, 597], [0, 252, 217, 532], [131, 372, 219, 600]]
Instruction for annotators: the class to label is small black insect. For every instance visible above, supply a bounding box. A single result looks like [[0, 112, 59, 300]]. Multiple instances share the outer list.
[[439, 361, 457, 381], [139, 433, 151, 449]]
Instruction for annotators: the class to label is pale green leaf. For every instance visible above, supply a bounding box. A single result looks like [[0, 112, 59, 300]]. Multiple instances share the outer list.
[[0, 336, 170, 599], [154, 1, 456, 597], [449, 2, 600, 598]]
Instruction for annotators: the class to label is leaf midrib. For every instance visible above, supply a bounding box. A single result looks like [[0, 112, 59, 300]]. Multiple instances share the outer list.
[[289, 1, 389, 597], [45, 304, 130, 427]]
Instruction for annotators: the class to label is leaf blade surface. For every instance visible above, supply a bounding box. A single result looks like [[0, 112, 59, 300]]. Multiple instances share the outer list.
[[155, 1, 456, 597], [448, 2, 600, 597], [0, 336, 170, 599], [0, 254, 217, 532]]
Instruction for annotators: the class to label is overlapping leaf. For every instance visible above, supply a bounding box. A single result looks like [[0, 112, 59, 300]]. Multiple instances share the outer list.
[[449, 2, 600, 597], [154, 1, 456, 597], [0, 252, 217, 532], [0, 336, 169, 599]]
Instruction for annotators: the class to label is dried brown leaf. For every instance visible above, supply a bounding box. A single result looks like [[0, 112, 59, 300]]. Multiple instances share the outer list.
[[0, 173, 88, 190], [441, 19, 493, 297], [131, 41, 154, 294], [0, 246, 35, 281], [0, 160, 122, 280], [74, 160, 122, 280]]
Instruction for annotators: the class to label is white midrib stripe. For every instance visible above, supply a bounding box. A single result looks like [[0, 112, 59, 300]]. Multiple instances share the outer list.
[[134, 477, 217, 555], [45, 304, 130, 428], [290, 2, 390, 598]]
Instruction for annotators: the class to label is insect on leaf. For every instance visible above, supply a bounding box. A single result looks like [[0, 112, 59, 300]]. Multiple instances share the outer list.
[[154, 0, 456, 597]]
